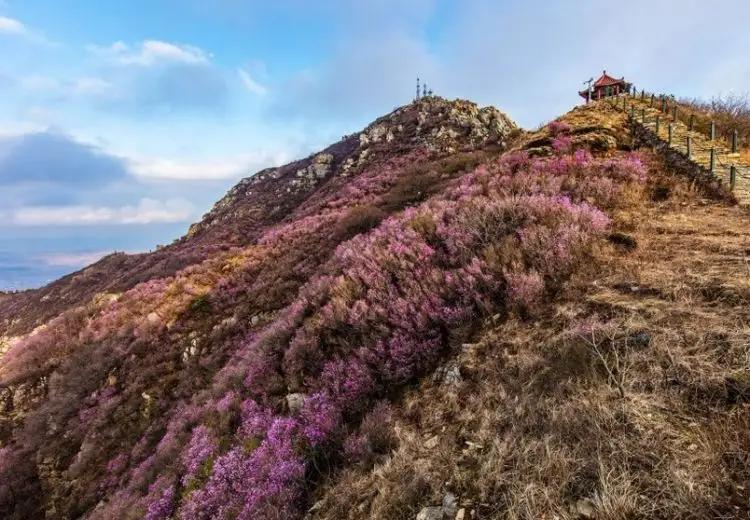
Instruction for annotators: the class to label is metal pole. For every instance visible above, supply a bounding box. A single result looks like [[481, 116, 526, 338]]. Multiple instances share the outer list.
[[710, 148, 716, 174], [689, 114, 694, 131], [710, 121, 716, 141], [732, 130, 738, 153], [730, 165, 737, 191], [668, 123, 673, 146], [687, 136, 692, 159]]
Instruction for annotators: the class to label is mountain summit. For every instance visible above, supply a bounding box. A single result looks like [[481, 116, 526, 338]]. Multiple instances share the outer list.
[[2, 97, 749, 519]]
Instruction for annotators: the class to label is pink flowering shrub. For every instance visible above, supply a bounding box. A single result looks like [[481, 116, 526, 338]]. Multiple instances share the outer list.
[[170, 145, 645, 518], [144, 478, 176, 520], [0, 124, 648, 519], [181, 425, 217, 486], [548, 120, 573, 136], [552, 135, 573, 153], [505, 271, 545, 313]]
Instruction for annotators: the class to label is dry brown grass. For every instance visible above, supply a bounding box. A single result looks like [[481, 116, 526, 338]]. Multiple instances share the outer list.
[[309, 160, 750, 519]]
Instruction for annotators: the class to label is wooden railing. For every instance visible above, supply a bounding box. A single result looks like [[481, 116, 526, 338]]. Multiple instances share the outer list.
[[600, 91, 750, 205]]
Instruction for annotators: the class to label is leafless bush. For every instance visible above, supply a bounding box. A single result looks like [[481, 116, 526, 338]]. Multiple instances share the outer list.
[[679, 93, 750, 148]]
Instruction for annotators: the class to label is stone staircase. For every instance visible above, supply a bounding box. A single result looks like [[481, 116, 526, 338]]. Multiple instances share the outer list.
[[601, 95, 750, 206]]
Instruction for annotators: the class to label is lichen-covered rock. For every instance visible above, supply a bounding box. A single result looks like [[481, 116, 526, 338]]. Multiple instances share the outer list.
[[416, 506, 444, 520]]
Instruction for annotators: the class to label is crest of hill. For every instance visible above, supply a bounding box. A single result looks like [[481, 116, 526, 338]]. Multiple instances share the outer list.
[[0, 97, 516, 340]]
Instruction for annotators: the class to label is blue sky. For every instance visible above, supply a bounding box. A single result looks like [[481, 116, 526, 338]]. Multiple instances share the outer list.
[[1, 0, 749, 289]]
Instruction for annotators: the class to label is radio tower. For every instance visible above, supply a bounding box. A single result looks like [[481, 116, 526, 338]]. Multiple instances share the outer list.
[[416, 77, 421, 101]]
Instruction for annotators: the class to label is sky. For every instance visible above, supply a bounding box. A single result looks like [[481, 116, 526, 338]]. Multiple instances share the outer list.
[[0, 0, 748, 290]]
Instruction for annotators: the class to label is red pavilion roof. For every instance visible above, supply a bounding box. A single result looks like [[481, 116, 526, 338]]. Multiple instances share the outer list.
[[593, 71, 626, 87]]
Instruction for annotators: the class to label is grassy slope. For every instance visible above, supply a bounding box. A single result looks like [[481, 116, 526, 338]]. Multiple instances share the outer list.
[[312, 114, 750, 519]]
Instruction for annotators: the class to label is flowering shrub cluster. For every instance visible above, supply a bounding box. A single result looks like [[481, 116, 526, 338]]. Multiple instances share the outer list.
[[0, 118, 648, 519], [141, 141, 644, 518]]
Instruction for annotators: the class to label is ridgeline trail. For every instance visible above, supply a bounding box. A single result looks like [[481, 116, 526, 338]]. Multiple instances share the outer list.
[[604, 94, 750, 207]]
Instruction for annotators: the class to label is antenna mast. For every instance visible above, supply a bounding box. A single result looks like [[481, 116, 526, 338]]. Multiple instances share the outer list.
[[416, 77, 420, 101]]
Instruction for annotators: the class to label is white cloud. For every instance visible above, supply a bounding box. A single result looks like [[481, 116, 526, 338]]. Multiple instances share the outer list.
[[238, 68, 268, 95], [38, 251, 111, 267], [0, 15, 54, 45], [129, 150, 292, 180], [11, 198, 194, 226], [0, 15, 27, 35], [89, 40, 211, 67], [71, 77, 115, 96]]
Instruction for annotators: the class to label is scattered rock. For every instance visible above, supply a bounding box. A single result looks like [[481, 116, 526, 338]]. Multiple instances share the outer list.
[[433, 362, 463, 386], [455, 508, 466, 520], [416, 506, 443, 520], [424, 435, 440, 450], [442, 493, 458, 517], [574, 498, 596, 518], [286, 393, 306, 413], [307, 499, 324, 512]]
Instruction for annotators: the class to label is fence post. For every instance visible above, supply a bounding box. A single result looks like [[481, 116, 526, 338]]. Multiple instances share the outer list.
[[655, 115, 660, 135], [641, 89, 645, 100], [641, 108, 646, 123], [687, 136, 692, 159], [661, 97, 667, 113], [710, 148, 715, 175], [710, 121, 716, 141], [650, 94, 655, 107], [672, 106, 677, 121], [730, 165, 737, 191], [732, 130, 738, 153], [668, 123, 673, 145], [630, 105, 635, 120], [689, 114, 694, 131]]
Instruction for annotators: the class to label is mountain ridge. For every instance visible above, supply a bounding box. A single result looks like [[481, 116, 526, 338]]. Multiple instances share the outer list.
[[1, 97, 748, 520], [0, 97, 515, 341]]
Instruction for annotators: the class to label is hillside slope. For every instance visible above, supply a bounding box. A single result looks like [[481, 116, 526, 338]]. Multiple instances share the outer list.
[[1, 99, 748, 520], [0, 97, 517, 519], [312, 128, 750, 519], [0, 97, 514, 340]]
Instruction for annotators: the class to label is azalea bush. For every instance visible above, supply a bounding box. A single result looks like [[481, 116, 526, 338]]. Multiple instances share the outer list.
[[122, 142, 644, 519], [0, 120, 648, 519]]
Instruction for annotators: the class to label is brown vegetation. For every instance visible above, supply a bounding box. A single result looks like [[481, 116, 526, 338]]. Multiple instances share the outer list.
[[311, 158, 750, 519], [679, 93, 750, 149]]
